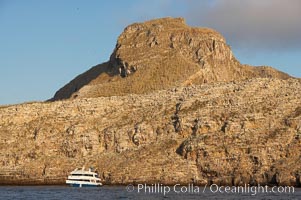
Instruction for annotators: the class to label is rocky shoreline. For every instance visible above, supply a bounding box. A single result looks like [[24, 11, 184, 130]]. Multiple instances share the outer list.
[[1, 79, 300, 187]]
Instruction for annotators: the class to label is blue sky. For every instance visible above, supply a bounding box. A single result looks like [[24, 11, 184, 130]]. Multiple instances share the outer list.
[[0, 0, 300, 105]]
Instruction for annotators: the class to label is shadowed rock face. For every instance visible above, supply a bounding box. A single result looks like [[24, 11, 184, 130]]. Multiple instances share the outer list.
[[52, 17, 290, 101], [0, 18, 300, 186]]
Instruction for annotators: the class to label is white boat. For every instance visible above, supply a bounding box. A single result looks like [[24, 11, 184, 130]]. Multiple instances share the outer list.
[[66, 166, 103, 187]]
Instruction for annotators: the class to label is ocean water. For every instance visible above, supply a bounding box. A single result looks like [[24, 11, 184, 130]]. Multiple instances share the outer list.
[[0, 186, 300, 200]]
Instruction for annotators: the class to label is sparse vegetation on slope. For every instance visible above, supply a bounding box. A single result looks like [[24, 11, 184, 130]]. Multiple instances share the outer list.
[[52, 17, 291, 101]]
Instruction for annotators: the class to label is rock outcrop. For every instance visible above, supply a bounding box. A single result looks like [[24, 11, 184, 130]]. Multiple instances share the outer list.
[[1, 78, 300, 186], [52, 17, 290, 101], [0, 17, 300, 186]]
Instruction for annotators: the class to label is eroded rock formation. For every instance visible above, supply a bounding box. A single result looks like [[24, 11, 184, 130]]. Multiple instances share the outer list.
[[1, 79, 300, 186], [0, 18, 300, 186], [52, 17, 290, 101]]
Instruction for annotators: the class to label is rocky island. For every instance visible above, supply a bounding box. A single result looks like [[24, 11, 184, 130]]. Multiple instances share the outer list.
[[0, 17, 300, 186]]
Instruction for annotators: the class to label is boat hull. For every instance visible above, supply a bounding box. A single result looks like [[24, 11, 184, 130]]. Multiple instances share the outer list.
[[66, 180, 102, 187]]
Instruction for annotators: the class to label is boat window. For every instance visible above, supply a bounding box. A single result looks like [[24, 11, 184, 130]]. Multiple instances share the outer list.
[[71, 174, 94, 177], [69, 179, 94, 182]]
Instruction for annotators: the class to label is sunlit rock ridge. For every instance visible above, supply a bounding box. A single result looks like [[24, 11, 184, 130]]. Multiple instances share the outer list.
[[52, 17, 290, 101]]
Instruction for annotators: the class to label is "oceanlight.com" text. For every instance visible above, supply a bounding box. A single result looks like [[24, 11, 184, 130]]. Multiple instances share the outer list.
[[126, 183, 295, 196]]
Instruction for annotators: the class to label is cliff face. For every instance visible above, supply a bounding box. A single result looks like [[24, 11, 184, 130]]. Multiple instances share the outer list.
[[1, 78, 300, 186], [52, 17, 290, 101], [0, 17, 300, 186]]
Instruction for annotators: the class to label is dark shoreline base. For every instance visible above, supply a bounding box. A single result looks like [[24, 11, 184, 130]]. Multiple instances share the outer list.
[[0, 179, 300, 188]]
